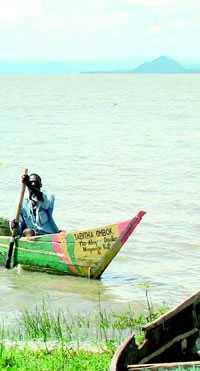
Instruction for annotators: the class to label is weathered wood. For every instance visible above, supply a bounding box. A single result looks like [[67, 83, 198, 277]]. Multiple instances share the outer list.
[[127, 360, 200, 370], [141, 290, 200, 358], [143, 290, 200, 332], [138, 329, 199, 364], [110, 336, 138, 371], [111, 290, 200, 371]]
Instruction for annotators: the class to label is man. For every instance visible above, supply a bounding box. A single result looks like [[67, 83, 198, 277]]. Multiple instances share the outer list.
[[11, 173, 59, 236]]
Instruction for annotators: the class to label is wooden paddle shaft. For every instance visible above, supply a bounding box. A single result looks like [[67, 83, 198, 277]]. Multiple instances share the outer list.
[[12, 168, 28, 237]]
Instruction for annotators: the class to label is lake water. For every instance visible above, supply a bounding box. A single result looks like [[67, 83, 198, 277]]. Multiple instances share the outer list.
[[0, 74, 199, 325]]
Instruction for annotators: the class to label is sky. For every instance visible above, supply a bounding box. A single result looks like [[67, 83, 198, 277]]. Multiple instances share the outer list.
[[0, 0, 200, 65]]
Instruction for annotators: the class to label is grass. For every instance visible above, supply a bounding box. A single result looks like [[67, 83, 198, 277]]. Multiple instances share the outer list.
[[0, 346, 199, 371], [0, 300, 168, 348], [0, 347, 111, 371], [0, 301, 170, 370], [0, 302, 200, 370]]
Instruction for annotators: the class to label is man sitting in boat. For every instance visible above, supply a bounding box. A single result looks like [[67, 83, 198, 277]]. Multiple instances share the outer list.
[[11, 173, 59, 237]]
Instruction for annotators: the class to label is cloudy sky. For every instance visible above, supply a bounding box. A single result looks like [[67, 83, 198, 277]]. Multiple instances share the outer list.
[[0, 0, 199, 64]]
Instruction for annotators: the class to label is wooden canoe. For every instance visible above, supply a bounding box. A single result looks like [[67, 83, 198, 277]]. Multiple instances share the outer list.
[[0, 210, 145, 278], [111, 290, 200, 370]]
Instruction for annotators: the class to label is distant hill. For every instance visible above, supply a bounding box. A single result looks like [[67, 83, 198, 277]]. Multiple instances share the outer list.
[[0, 57, 199, 74], [134, 56, 186, 73]]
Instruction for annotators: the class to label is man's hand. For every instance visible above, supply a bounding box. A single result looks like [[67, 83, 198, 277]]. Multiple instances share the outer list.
[[21, 174, 29, 186], [11, 219, 19, 230]]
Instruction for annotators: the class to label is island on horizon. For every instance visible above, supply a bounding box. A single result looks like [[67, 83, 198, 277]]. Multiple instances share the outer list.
[[133, 56, 200, 74]]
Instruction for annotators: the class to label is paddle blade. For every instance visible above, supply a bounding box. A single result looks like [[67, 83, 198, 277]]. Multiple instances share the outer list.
[[5, 238, 15, 269]]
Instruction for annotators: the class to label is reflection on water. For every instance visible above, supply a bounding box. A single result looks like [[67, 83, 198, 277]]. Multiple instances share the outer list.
[[1, 265, 142, 326], [0, 267, 110, 308]]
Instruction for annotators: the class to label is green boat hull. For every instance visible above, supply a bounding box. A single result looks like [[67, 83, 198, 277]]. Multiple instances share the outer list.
[[0, 211, 145, 279]]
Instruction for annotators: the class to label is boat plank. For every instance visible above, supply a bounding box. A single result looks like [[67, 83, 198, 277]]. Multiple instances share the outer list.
[[127, 360, 200, 370]]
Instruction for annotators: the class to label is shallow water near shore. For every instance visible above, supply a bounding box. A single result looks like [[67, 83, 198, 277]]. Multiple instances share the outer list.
[[0, 74, 200, 325]]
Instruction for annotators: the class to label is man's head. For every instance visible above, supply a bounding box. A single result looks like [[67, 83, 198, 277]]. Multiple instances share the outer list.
[[29, 174, 42, 189]]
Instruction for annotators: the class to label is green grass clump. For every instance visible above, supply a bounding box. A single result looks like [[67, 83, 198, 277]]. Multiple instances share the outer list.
[[0, 299, 170, 370], [0, 346, 111, 371], [0, 301, 169, 350], [0, 346, 199, 371]]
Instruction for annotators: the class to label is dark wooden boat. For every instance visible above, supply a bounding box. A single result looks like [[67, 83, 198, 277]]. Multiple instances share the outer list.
[[111, 290, 200, 370]]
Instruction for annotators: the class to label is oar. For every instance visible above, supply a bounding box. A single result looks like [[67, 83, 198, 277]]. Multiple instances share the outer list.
[[5, 169, 28, 269]]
